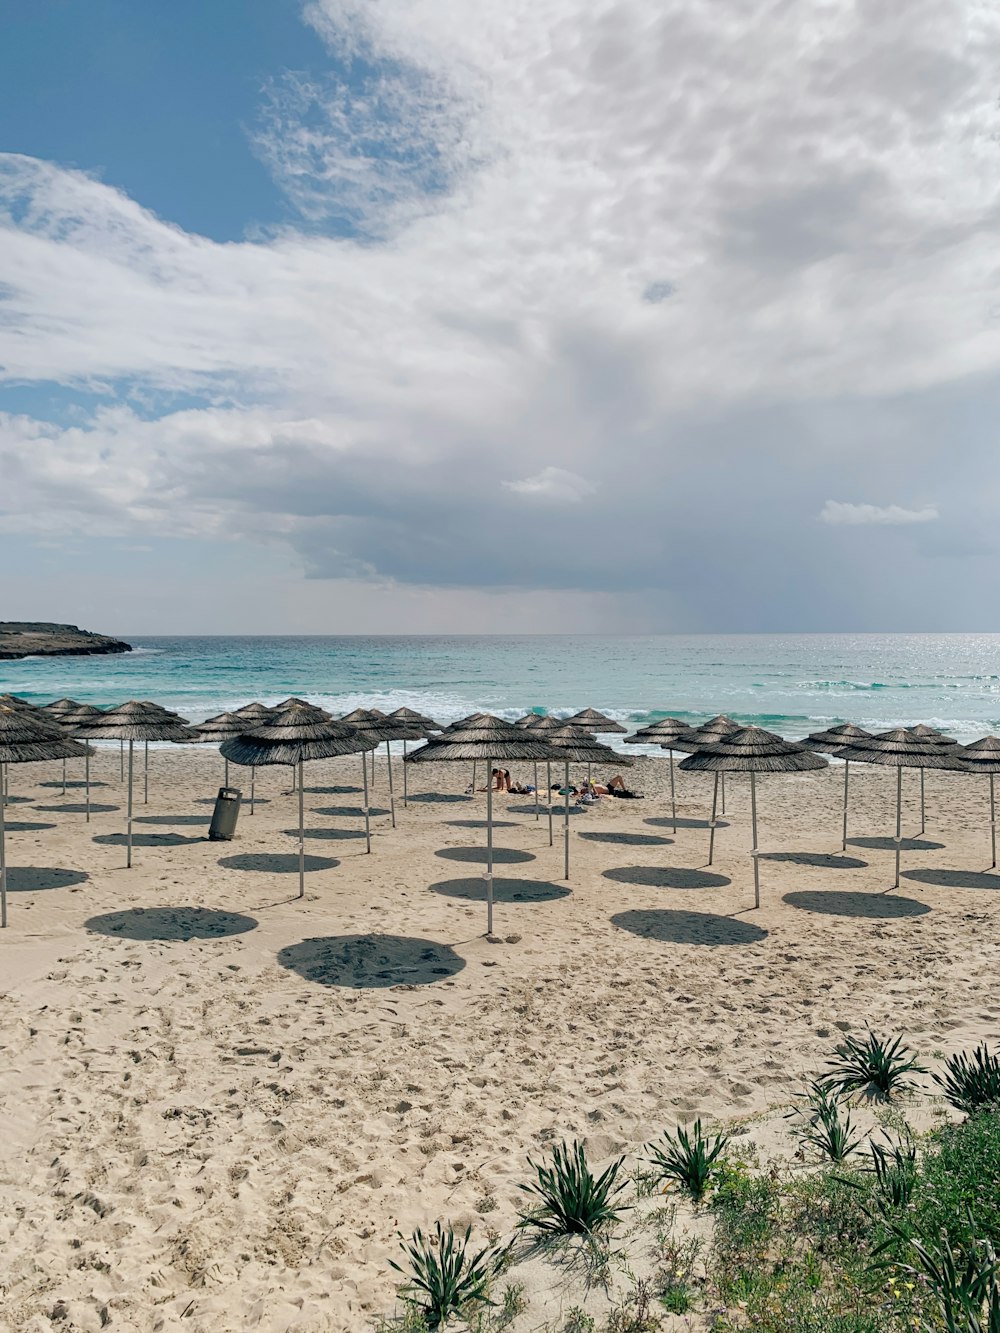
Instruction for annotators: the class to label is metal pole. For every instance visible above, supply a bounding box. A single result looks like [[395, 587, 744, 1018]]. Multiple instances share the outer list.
[[991, 773, 996, 870], [485, 755, 494, 936], [224, 757, 229, 788], [126, 740, 134, 869], [842, 760, 850, 852], [362, 752, 372, 853], [547, 760, 553, 846], [298, 757, 305, 899], [563, 760, 570, 880], [919, 768, 926, 836], [471, 759, 477, 794], [62, 758, 67, 798], [402, 739, 408, 807], [386, 740, 396, 828], [119, 737, 124, 781], [750, 770, 760, 909], [668, 748, 677, 833], [85, 747, 91, 823], [0, 761, 7, 928], [720, 771, 726, 816], [894, 765, 902, 889], [708, 773, 719, 865], [250, 771, 255, 816], [143, 740, 149, 805], [534, 762, 539, 820]]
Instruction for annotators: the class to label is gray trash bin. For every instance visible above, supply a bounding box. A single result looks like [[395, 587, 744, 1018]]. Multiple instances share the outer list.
[[209, 786, 242, 841]]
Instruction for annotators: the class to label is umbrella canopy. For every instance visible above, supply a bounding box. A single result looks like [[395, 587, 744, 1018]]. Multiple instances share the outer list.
[[906, 724, 959, 745], [221, 707, 378, 896], [565, 708, 628, 734], [387, 706, 441, 732], [232, 701, 275, 721], [624, 717, 695, 743], [801, 722, 873, 751], [537, 726, 633, 880], [680, 727, 827, 906], [194, 712, 254, 786], [339, 711, 425, 827], [40, 697, 84, 716], [957, 736, 1000, 868], [0, 694, 42, 713], [0, 705, 89, 928], [520, 714, 568, 732], [689, 715, 741, 740], [50, 704, 106, 819], [274, 696, 324, 713]]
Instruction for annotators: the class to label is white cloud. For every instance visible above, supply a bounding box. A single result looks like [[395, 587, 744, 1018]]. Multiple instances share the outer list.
[[818, 501, 940, 526], [502, 467, 596, 503]]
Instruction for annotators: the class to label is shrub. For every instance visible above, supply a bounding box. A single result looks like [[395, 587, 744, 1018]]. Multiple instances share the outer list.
[[645, 1119, 729, 1200], [389, 1221, 504, 1329], [933, 1044, 1000, 1117], [881, 1223, 1000, 1333], [911, 1111, 1000, 1256], [823, 1031, 926, 1102], [789, 1082, 864, 1163], [516, 1139, 628, 1236], [867, 1137, 917, 1214]]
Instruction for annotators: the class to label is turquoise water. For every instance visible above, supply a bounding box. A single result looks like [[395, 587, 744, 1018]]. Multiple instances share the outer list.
[[3, 634, 1000, 744]]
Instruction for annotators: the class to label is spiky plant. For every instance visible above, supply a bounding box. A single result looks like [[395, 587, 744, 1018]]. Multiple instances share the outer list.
[[788, 1081, 864, 1163], [880, 1223, 1000, 1333], [389, 1221, 504, 1328], [517, 1139, 628, 1236], [933, 1045, 1000, 1117], [645, 1119, 729, 1201], [868, 1136, 918, 1213], [824, 1030, 926, 1102]]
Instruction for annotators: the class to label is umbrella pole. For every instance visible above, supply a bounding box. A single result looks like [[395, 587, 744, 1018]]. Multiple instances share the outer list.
[[990, 773, 996, 870], [708, 773, 719, 865], [362, 752, 372, 853], [842, 760, 850, 852], [750, 770, 760, 909], [85, 747, 91, 823], [144, 740, 149, 805], [534, 762, 539, 820], [62, 758, 67, 798], [120, 737, 124, 782], [471, 759, 476, 795], [720, 771, 726, 816], [919, 768, 926, 836], [0, 760, 6, 928], [563, 760, 570, 880], [485, 755, 494, 936], [224, 757, 229, 788], [250, 771, 255, 816], [386, 740, 396, 828], [402, 739, 408, 808], [893, 766, 902, 889], [126, 740, 134, 869], [298, 758, 305, 899], [669, 748, 677, 833], [547, 760, 553, 847]]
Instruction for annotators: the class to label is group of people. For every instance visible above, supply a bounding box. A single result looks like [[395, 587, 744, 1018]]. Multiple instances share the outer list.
[[472, 769, 642, 800]]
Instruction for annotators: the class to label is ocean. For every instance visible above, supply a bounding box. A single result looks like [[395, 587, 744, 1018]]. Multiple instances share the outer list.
[[3, 634, 1000, 747]]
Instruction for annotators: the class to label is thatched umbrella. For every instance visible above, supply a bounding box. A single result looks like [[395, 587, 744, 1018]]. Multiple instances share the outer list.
[[802, 723, 873, 851], [689, 717, 741, 817], [0, 705, 89, 927], [228, 704, 276, 810], [957, 736, 1000, 868], [831, 730, 966, 888], [544, 726, 634, 879], [73, 702, 194, 867], [41, 698, 85, 796], [624, 718, 697, 834], [680, 727, 828, 907], [58, 704, 105, 821], [406, 717, 559, 935], [221, 706, 378, 898], [339, 710, 423, 827], [566, 708, 628, 735], [193, 712, 252, 787], [520, 714, 574, 834], [906, 725, 959, 835], [386, 708, 441, 807]]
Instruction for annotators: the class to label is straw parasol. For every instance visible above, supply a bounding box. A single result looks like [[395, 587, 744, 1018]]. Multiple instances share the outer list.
[[41, 698, 85, 796], [802, 723, 873, 851], [221, 706, 379, 898], [624, 718, 697, 834], [57, 704, 106, 821], [73, 702, 194, 867], [339, 710, 424, 826], [680, 727, 828, 907], [544, 726, 634, 879], [517, 714, 575, 828], [830, 730, 967, 887], [226, 704, 277, 810], [194, 712, 253, 787], [958, 736, 1000, 868], [566, 708, 628, 735], [406, 717, 560, 935], [385, 708, 441, 807], [906, 725, 959, 834], [688, 717, 741, 817], [0, 705, 90, 927]]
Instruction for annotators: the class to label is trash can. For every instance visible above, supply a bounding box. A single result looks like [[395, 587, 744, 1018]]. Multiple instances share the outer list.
[[208, 787, 242, 841]]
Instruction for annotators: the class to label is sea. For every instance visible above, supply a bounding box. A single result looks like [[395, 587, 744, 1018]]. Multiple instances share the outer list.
[[3, 634, 1000, 750]]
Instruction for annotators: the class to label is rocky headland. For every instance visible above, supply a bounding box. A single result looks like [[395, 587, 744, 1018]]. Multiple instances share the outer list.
[[0, 622, 132, 660]]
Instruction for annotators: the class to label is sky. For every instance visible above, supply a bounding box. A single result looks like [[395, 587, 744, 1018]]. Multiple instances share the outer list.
[[1, 0, 999, 635]]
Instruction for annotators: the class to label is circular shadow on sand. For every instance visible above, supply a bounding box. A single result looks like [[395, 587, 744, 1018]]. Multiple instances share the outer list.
[[849, 836, 945, 852], [278, 934, 465, 988], [783, 890, 929, 918], [3, 820, 57, 832], [194, 796, 271, 806], [578, 831, 673, 847], [134, 814, 209, 826], [219, 852, 339, 873], [38, 780, 108, 789], [509, 802, 588, 817], [901, 868, 1000, 891], [1, 795, 35, 803], [612, 909, 766, 946], [444, 819, 521, 830], [34, 803, 120, 814], [305, 785, 363, 795], [283, 826, 367, 841], [431, 876, 571, 903], [602, 865, 731, 889], [435, 846, 536, 865], [92, 832, 203, 847], [4, 866, 89, 892], [645, 816, 729, 830], [759, 851, 868, 869], [312, 805, 390, 818], [86, 906, 258, 941], [405, 792, 472, 804]]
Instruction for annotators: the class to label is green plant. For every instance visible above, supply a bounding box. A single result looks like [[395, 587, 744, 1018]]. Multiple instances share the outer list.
[[881, 1222, 1000, 1333], [934, 1044, 1000, 1117], [824, 1031, 926, 1102], [517, 1140, 628, 1236], [389, 1222, 504, 1329], [653, 1230, 701, 1315], [562, 1309, 596, 1333], [645, 1119, 729, 1200], [868, 1137, 917, 1214], [910, 1111, 1000, 1256], [788, 1082, 864, 1163], [604, 1278, 661, 1332]]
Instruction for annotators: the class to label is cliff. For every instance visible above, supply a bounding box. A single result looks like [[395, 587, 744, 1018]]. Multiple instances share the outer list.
[[0, 623, 133, 661]]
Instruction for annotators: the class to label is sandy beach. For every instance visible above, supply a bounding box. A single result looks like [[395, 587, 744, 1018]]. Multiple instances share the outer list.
[[2, 746, 999, 1331]]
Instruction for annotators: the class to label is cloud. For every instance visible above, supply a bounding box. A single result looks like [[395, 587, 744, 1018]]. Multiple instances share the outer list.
[[502, 467, 596, 503], [818, 501, 940, 526]]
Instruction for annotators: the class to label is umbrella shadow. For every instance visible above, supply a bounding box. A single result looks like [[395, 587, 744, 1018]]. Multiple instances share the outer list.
[[219, 852, 339, 873], [0, 795, 33, 803], [134, 814, 209, 826], [509, 803, 588, 817], [37, 780, 109, 789], [578, 831, 673, 847], [305, 785, 363, 795], [602, 865, 731, 889], [848, 836, 945, 852], [645, 816, 730, 830], [405, 792, 472, 804], [92, 832, 204, 848], [85, 906, 259, 941], [612, 908, 767, 946], [3, 866, 89, 892], [34, 803, 120, 814], [758, 851, 868, 869], [277, 934, 465, 988], [312, 805, 390, 818], [901, 868, 1000, 891], [193, 796, 271, 806], [435, 846, 536, 865], [2, 820, 57, 832], [282, 826, 367, 841], [445, 819, 522, 830], [783, 890, 930, 918], [431, 877, 571, 903]]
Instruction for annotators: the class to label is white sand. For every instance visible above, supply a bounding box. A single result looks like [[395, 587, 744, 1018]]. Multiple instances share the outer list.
[[1, 747, 998, 1330]]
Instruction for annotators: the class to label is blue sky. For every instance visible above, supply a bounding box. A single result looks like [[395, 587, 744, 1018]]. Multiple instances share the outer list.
[[2, 1, 1000, 634]]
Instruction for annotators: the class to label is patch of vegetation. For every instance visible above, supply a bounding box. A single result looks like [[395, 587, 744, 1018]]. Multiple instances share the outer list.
[[788, 1081, 864, 1163], [517, 1140, 629, 1237], [933, 1044, 1000, 1117], [388, 1221, 506, 1329], [645, 1119, 729, 1200], [823, 1031, 926, 1103]]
